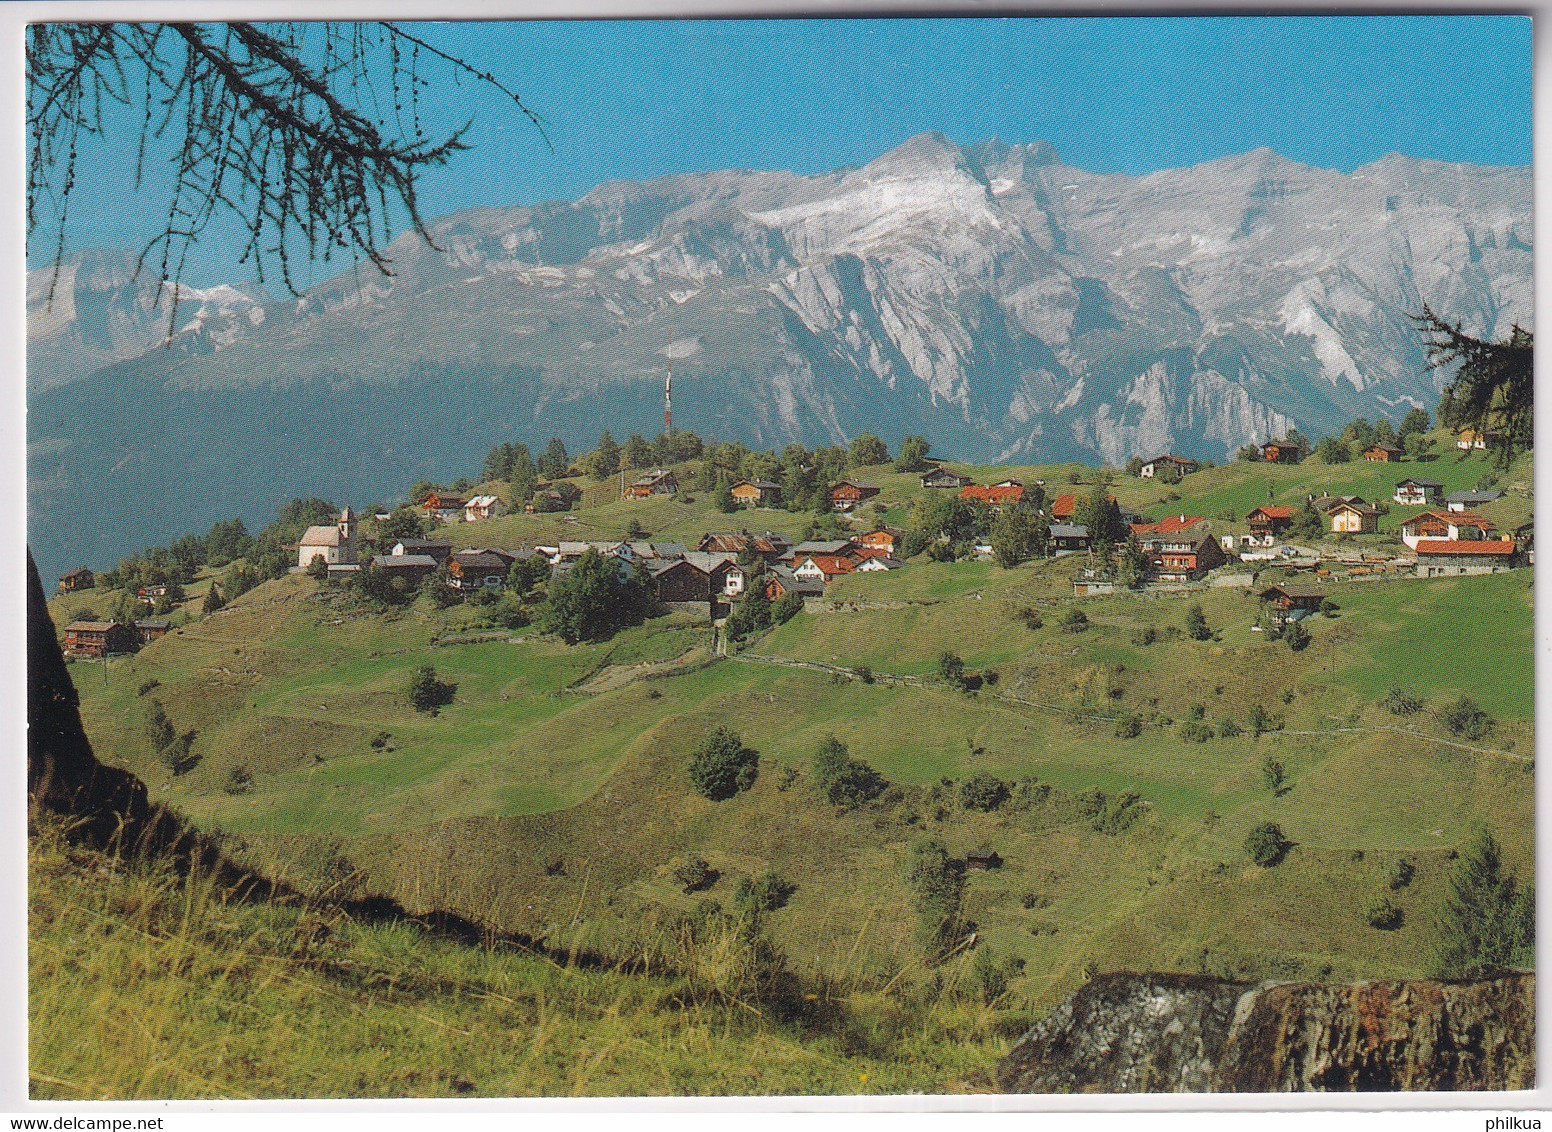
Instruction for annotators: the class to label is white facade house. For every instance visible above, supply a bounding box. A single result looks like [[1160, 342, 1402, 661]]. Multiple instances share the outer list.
[[464, 495, 504, 522], [297, 507, 357, 570]]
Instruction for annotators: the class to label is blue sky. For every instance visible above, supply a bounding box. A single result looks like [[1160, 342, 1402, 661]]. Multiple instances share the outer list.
[[44, 15, 1532, 286]]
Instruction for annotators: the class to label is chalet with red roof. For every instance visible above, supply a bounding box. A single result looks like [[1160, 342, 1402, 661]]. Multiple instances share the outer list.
[[793, 554, 857, 583], [827, 480, 880, 512], [1415, 539, 1519, 577], [1246, 505, 1294, 545], [1259, 440, 1302, 464], [1400, 511, 1495, 551], [1363, 444, 1403, 463], [960, 482, 1025, 510]]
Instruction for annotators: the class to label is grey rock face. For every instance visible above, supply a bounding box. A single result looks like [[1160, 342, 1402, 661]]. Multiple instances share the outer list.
[[997, 971, 1535, 1093]]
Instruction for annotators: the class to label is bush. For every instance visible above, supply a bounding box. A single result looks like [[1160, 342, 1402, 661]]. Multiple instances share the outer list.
[[1113, 713, 1142, 739], [1178, 721, 1213, 743], [408, 665, 456, 714], [1015, 606, 1044, 630], [770, 592, 805, 625], [810, 735, 888, 811], [936, 651, 967, 688], [1284, 619, 1311, 651], [734, 871, 795, 915], [1440, 696, 1494, 741], [689, 726, 759, 801], [1382, 686, 1423, 715], [1058, 608, 1089, 633], [1132, 626, 1157, 647], [854, 665, 874, 684], [903, 839, 966, 960], [1386, 858, 1416, 891], [136, 678, 160, 697], [1186, 702, 1206, 722], [672, 857, 718, 893], [370, 731, 391, 750], [959, 773, 1009, 812], [1217, 717, 1242, 739], [1090, 791, 1143, 835], [1364, 896, 1404, 930], [1245, 822, 1288, 867], [1261, 756, 1286, 793], [224, 764, 254, 795], [1185, 604, 1211, 641]]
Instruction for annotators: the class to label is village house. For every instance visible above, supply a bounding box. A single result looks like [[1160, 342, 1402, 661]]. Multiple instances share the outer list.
[[793, 554, 857, 583], [371, 553, 440, 585], [1259, 583, 1326, 627], [133, 618, 171, 646], [1049, 494, 1077, 521], [1400, 511, 1495, 551], [728, 479, 781, 508], [1415, 539, 1519, 577], [445, 551, 510, 592], [684, 552, 745, 598], [624, 469, 678, 499], [1130, 515, 1208, 541], [463, 495, 504, 522], [391, 538, 452, 563], [646, 554, 742, 604], [1393, 478, 1444, 506], [1150, 533, 1228, 583], [1362, 444, 1404, 463], [1048, 524, 1091, 556], [920, 466, 974, 490], [1328, 501, 1379, 534], [1457, 429, 1505, 451], [697, 531, 792, 562], [62, 620, 136, 658], [1310, 493, 1367, 514], [1138, 454, 1199, 479], [1446, 488, 1504, 512], [57, 566, 95, 593], [525, 487, 571, 513], [763, 566, 826, 602], [1245, 505, 1294, 546], [785, 539, 855, 564], [297, 507, 359, 571], [855, 555, 905, 572], [961, 482, 1025, 511], [420, 492, 466, 524], [1259, 440, 1302, 464], [854, 527, 905, 556], [136, 583, 168, 605], [827, 479, 880, 512]]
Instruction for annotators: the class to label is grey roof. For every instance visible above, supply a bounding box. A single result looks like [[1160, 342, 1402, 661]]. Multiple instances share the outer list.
[[299, 524, 344, 547], [134, 619, 171, 629], [859, 556, 906, 569], [736, 479, 781, 490], [652, 542, 689, 559], [1396, 477, 1444, 488], [767, 566, 825, 594], [791, 539, 852, 556], [374, 554, 437, 568], [1049, 524, 1089, 538], [1446, 488, 1504, 504], [682, 551, 738, 573], [393, 539, 451, 552], [453, 551, 507, 569]]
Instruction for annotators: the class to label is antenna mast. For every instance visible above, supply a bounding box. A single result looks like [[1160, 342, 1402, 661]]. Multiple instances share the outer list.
[[665, 361, 673, 436]]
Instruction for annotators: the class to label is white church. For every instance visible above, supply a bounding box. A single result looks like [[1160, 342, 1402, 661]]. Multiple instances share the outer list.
[[296, 507, 359, 572]]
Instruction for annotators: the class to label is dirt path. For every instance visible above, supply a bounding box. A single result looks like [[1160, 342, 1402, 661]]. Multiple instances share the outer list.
[[570, 647, 712, 695]]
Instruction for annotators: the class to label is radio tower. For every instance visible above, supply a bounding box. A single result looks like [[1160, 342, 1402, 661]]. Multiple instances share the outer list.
[[664, 362, 673, 436]]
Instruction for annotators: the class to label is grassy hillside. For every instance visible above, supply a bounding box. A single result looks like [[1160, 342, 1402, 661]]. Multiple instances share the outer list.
[[41, 441, 1535, 1095]]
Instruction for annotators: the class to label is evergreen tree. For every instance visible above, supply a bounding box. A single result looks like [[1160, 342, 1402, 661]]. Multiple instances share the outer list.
[[894, 436, 931, 472], [1433, 828, 1535, 977], [201, 583, 225, 614], [1419, 304, 1533, 467], [1185, 604, 1211, 641], [1399, 407, 1432, 439], [538, 438, 570, 480], [848, 433, 889, 468], [622, 433, 653, 470], [1116, 532, 1149, 589], [688, 726, 758, 801], [591, 431, 622, 480]]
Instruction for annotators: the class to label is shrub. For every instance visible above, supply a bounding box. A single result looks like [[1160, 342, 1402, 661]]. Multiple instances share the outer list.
[[1091, 791, 1143, 835], [903, 839, 965, 960], [689, 726, 758, 801], [1319, 598, 1340, 615], [673, 857, 718, 893], [1217, 717, 1242, 739], [1261, 756, 1286, 793], [1132, 626, 1156, 647], [1058, 608, 1089, 633], [1186, 702, 1206, 721], [1114, 713, 1142, 739], [1382, 686, 1423, 715], [1015, 606, 1044, 630], [968, 948, 1024, 1005], [1245, 822, 1288, 867], [370, 731, 391, 750], [1386, 858, 1416, 891], [1185, 604, 1211, 640], [810, 735, 887, 810], [224, 764, 254, 795], [1433, 827, 1534, 977], [734, 871, 795, 915], [936, 651, 966, 686], [959, 773, 1009, 812], [1364, 896, 1404, 931], [1074, 787, 1107, 818], [408, 665, 456, 713], [136, 678, 160, 697], [1440, 696, 1494, 741], [1284, 619, 1311, 651], [855, 665, 874, 684]]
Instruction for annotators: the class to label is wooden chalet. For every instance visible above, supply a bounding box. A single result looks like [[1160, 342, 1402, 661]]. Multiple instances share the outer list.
[[1259, 584, 1325, 625], [960, 482, 1025, 509], [1393, 478, 1444, 506], [1400, 511, 1495, 550], [1048, 524, 1090, 556], [855, 527, 905, 556], [793, 554, 857, 583], [827, 480, 880, 512], [446, 551, 509, 592], [136, 582, 169, 605], [63, 620, 135, 659], [1457, 429, 1506, 451], [1138, 454, 1199, 479], [1445, 488, 1504, 513], [624, 469, 679, 499], [463, 495, 504, 521], [697, 531, 792, 562], [420, 492, 467, 524], [371, 553, 440, 585], [1149, 533, 1227, 583], [1245, 505, 1294, 543], [729, 479, 781, 508], [1328, 501, 1379, 534], [57, 566, 95, 593], [1259, 440, 1303, 464], [1363, 444, 1404, 463], [133, 618, 171, 645], [920, 466, 974, 490], [764, 566, 825, 602], [646, 554, 742, 604], [391, 538, 453, 563], [1049, 494, 1077, 521], [965, 849, 1002, 870]]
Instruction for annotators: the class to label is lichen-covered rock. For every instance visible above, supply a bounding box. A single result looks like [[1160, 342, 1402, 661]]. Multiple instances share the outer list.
[[996, 973, 1253, 1093], [996, 971, 1535, 1093]]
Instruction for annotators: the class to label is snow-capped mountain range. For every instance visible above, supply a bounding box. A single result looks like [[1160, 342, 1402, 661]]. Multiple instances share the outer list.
[[26, 132, 1532, 578]]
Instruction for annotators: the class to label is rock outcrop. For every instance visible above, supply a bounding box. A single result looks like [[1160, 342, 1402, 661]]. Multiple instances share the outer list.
[[997, 971, 1535, 1093]]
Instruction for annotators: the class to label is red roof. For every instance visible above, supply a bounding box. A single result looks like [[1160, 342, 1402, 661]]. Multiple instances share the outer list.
[[961, 484, 1025, 505], [1405, 510, 1494, 529], [1051, 494, 1076, 519], [1132, 515, 1205, 535], [1248, 505, 1293, 520], [1414, 539, 1516, 556], [801, 554, 856, 577]]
